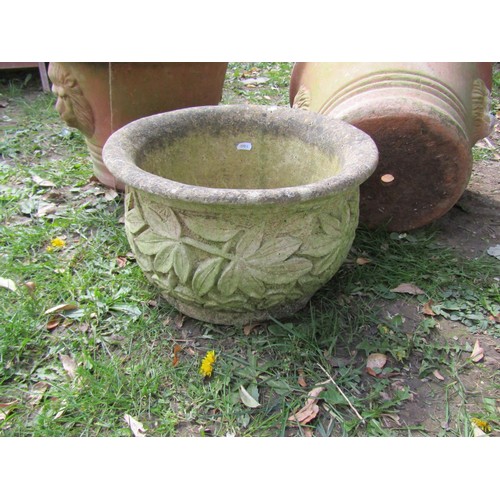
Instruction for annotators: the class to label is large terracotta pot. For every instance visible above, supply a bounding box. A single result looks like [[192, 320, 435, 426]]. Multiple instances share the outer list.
[[103, 105, 378, 325], [290, 62, 494, 231], [48, 62, 228, 191]]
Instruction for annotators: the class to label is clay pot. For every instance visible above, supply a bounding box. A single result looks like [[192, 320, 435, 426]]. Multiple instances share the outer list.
[[290, 62, 494, 231], [102, 105, 378, 325], [48, 62, 228, 191]]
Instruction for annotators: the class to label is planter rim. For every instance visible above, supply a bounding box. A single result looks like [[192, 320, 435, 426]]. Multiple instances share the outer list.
[[102, 104, 378, 206]]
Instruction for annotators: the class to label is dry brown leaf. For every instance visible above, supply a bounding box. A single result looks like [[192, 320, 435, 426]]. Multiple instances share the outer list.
[[124, 414, 146, 437], [46, 317, 61, 331], [44, 303, 78, 315], [243, 323, 263, 336], [297, 369, 307, 388], [391, 283, 426, 295], [172, 344, 182, 367], [288, 386, 325, 425], [423, 300, 436, 316], [28, 381, 50, 407], [470, 340, 484, 363], [60, 354, 77, 379], [432, 369, 445, 381], [366, 353, 387, 376], [32, 175, 56, 188], [35, 202, 57, 217], [116, 256, 128, 268], [356, 257, 371, 265]]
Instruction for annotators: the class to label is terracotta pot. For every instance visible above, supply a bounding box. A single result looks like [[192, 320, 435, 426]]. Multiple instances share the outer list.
[[103, 105, 378, 325], [290, 62, 494, 231], [48, 62, 228, 191]]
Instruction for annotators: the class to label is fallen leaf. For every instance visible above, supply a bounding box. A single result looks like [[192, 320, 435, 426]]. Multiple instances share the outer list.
[[46, 317, 61, 330], [60, 354, 77, 379], [391, 283, 426, 295], [0, 277, 17, 292], [28, 381, 50, 407], [35, 202, 57, 217], [239, 385, 261, 408], [422, 300, 436, 316], [356, 257, 371, 265], [32, 175, 56, 188], [124, 414, 146, 437], [243, 323, 262, 336], [470, 340, 484, 363], [288, 386, 325, 425], [366, 353, 387, 376], [23, 281, 36, 296], [174, 314, 185, 329], [104, 189, 119, 201], [298, 369, 307, 388], [44, 303, 79, 315], [172, 344, 182, 367], [432, 369, 445, 381], [486, 244, 500, 260], [116, 256, 128, 268]]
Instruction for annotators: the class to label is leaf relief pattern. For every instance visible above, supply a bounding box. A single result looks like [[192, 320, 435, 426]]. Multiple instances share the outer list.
[[124, 188, 358, 313]]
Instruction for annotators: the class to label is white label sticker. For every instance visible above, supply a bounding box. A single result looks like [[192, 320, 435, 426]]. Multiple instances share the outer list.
[[237, 142, 252, 151]]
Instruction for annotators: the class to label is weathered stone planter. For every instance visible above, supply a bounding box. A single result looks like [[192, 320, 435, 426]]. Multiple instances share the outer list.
[[290, 62, 494, 231], [48, 62, 228, 191], [102, 105, 378, 324]]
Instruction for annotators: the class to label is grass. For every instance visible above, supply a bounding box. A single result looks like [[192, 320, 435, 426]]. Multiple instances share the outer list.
[[0, 63, 499, 437]]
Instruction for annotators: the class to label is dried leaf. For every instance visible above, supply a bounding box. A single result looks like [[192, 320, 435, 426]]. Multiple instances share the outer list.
[[172, 344, 182, 367], [432, 370, 445, 381], [366, 353, 387, 377], [44, 303, 79, 315], [0, 277, 17, 292], [470, 340, 484, 363], [423, 300, 436, 316], [28, 381, 50, 407], [23, 281, 36, 296], [35, 202, 57, 217], [116, 256, 128, 268], [239, 385, 261, 408], [288, 386, 325, 424], [391, 283, 426, 295], [32, 175, 56, 187], [46, 317, 61, 330], [243, 323, 262, 336], [356, 257, 371, 265], [124, 414, 146, 437], [298, 369, 307, 388], [60, 354, 77, 379], [104, 189, 119, 201]]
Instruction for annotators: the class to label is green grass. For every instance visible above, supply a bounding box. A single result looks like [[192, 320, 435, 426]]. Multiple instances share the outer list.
[[0, 63, 498, 437]]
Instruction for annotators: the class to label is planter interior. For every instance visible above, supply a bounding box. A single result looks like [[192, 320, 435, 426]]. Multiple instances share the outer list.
[[103, 105, 378, 324]]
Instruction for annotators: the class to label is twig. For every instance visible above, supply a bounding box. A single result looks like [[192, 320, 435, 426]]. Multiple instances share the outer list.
[[317, 363, 365, 424]]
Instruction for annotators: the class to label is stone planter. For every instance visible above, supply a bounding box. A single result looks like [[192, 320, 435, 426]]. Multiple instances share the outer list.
[[102, 105, 378, 325], [290, 62, 494, 231], [48, 62, 228, 191]]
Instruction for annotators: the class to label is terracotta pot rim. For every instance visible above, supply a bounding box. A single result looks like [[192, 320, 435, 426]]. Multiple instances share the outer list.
[[103, 104, 378, 206]]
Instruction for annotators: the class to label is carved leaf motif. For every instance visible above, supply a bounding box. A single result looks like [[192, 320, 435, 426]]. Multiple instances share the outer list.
[[237, 267, 266, 298], [153, 243, 178, 274], [318, 212, 342, 236], [173, 285, 204, 305], [142, 204, 182, 239], [298, 234, 336, 257], [247, 237, 302, 267], [135, 229, 174, 255], [250, 257, 313, 285], [192, 257, 225, 297], [126, 208, 147, 234], [173, 244, 192, 284], [235, 224, 264, 258], [312, 247, 342, 277], [182, 215, 241, 242], [217, 261, 240, 296]]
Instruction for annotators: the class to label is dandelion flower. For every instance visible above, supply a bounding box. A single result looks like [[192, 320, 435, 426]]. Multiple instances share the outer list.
[[471, 418, 492, 433], [46, 237, 66, 252], [199, 350, 216, 378]]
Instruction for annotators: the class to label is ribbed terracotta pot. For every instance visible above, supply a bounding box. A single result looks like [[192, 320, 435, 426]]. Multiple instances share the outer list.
[[103, 105, 378, 325], [290, 62, 494, 231], [48, 62, 228, 191]]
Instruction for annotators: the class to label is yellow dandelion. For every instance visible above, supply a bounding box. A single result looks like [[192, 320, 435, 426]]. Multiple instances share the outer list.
[[199, 350, 216, 378], [471, 418, 492, 433], [46, 237, 66, 252]]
